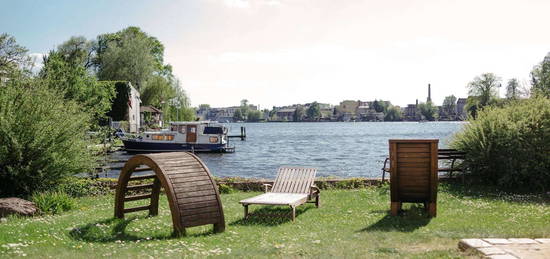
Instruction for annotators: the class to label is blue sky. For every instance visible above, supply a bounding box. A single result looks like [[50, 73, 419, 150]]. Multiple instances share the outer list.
[[2, 0, 550, 108]]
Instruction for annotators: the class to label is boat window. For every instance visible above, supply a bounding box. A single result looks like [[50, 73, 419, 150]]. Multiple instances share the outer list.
[[178, 126, 185, 134], [204, 127, 223, 134], [165, 135, 174, 141], [152, 135, 165, 140]]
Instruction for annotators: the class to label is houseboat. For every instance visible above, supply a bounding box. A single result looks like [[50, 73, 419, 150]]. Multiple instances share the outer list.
[[121, 121, 234, 153]]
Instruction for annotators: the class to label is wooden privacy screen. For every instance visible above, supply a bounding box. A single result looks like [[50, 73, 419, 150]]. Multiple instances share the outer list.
[[114, 152, 225, 235], [389, 139, 438, 217]]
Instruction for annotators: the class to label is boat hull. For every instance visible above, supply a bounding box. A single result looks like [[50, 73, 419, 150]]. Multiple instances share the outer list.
[[122, 139, 229, 153]]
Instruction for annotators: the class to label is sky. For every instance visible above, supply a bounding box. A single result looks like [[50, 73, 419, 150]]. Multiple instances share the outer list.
[[2, 0, 550, 108]]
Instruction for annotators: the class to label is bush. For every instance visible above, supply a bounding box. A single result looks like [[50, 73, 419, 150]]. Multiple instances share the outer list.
[[0, 82, 97, 197], [218, 184, 236, 194], [451, 97, 550, 191], [32, 191, 76, 214], [56, 177, 115, 197]]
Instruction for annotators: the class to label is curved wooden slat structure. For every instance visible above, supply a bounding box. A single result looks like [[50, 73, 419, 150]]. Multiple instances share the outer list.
[[114, 152, 225, 235]]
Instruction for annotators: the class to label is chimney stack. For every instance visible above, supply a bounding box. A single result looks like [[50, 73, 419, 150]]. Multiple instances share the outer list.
[[427, 84, 432, 103]]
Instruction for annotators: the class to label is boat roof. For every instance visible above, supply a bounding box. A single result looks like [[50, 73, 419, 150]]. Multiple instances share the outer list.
[[169, 121, 223, 126]]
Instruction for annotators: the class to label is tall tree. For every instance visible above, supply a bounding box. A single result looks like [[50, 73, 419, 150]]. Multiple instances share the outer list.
[[531, 53, 550, 98], [56, 36, 95, 69], [96, 32, 155, 91], [306, 102, 321, 121], [467, 73, 501, 107], [442, 95, 457, 116], [40, 51, 114, 125], [0, 33, 31, 78], [140, 75, 176, 107], [505, 78, 520, 99]]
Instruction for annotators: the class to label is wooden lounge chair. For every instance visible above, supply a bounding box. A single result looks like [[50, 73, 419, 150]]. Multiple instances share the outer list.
[[239, 167, 319, 221]]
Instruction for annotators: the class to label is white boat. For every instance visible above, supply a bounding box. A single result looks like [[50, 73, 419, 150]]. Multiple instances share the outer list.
[[121, 121, 234, 153]]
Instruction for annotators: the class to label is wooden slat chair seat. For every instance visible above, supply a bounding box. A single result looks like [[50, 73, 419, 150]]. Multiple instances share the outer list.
[[239, 167, 319, 221]]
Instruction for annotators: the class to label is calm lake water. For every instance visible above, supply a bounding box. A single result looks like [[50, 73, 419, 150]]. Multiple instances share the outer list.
[[105, 122, 466, 179]]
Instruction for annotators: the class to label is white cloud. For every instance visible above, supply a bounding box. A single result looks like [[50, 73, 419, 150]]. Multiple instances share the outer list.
[[223, 0, 250, 9], [28, 53, 45, 74]]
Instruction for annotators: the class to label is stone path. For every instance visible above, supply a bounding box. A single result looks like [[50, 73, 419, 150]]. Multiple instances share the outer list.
[[459, 238, 550, 259]]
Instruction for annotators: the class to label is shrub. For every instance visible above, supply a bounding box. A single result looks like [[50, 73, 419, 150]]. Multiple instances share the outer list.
[[32, 191, 76, 214], [55, 177, 115, 197], [218, 184, 235, 194], [451, 97, 550, 191], [0, 82, 97, 197]]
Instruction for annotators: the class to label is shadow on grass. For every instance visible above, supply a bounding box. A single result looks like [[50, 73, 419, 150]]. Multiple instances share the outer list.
[[230, 205, 312, 226], [360, 205, 431, 232], [440, 183, 549, 204], [68, 216, 179, 243]]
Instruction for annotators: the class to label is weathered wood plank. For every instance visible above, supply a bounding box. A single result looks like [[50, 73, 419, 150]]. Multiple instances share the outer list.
[[124, 194, 152, 202], [169, 175, 211, 183], [126, 183, 154, 191], [129, 174, 157, 181], [175, 189, 216, 199], [177, 195, 218, 205]]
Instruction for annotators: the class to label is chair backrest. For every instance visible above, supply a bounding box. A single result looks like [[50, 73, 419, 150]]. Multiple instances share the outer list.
[[271, 167, 317, 194], [389, 139, 438, 203]]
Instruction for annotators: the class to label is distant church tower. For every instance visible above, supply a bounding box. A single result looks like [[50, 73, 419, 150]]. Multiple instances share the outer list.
[[427, 84, 432, 103]]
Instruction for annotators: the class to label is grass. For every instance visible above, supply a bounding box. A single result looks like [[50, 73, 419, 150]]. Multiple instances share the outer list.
[[0, 184, 548, 258]]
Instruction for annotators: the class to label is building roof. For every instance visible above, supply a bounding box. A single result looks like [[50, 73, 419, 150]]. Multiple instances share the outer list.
[[140, 106, 163, 113]]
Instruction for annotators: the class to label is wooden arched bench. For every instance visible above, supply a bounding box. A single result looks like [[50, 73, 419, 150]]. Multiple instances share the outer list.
[[114, 152, 225, 235]]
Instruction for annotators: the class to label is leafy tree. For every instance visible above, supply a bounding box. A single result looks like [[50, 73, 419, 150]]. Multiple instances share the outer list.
[[306, 102, 321, 121], [199, 104, 211, 110], [162, 79, 194, 122], [467, 73, 501, 107], [96, 32, 156, 91], [293, 106, 305, 122], [418, 101, 438, 121], [233, 109, 244, 121], [442, 95, 457, 116], [0, 33, 32, 78], [140, 75, 175, 107], [56, 36, 95, 68], [40, 51, 114, 124], [384, 106, 402, 121], [530, 53, 550, 98], [0, 82, 96, 196], [247, 110, 262, 122], [505, 78, 520, 100], [372, 100, 383, 112]]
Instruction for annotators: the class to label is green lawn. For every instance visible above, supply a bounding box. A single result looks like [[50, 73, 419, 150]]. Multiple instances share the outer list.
[[1, 184, 549, 258]]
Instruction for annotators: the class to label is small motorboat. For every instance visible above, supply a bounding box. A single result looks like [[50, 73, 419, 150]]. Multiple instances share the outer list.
[[121, 121, 234, 153]]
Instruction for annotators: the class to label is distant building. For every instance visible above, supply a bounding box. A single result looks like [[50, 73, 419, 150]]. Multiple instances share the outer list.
[[276, 108, 296, 121]]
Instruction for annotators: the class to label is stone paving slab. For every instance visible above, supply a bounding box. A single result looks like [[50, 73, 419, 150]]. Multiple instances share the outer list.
[[459, 238, 550, 259]]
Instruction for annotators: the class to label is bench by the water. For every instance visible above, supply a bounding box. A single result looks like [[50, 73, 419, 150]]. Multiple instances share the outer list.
[[382, 148, 467, 182]]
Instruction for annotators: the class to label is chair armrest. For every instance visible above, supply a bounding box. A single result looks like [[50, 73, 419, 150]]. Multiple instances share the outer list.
[[310, 185, 320, 195], [262, 183, 272, 193], [382, 157, 390, 172]]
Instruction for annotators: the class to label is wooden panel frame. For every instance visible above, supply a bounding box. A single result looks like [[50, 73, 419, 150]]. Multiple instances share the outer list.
[[389, 139, 438, 217], [114, 152, 225, 235]]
